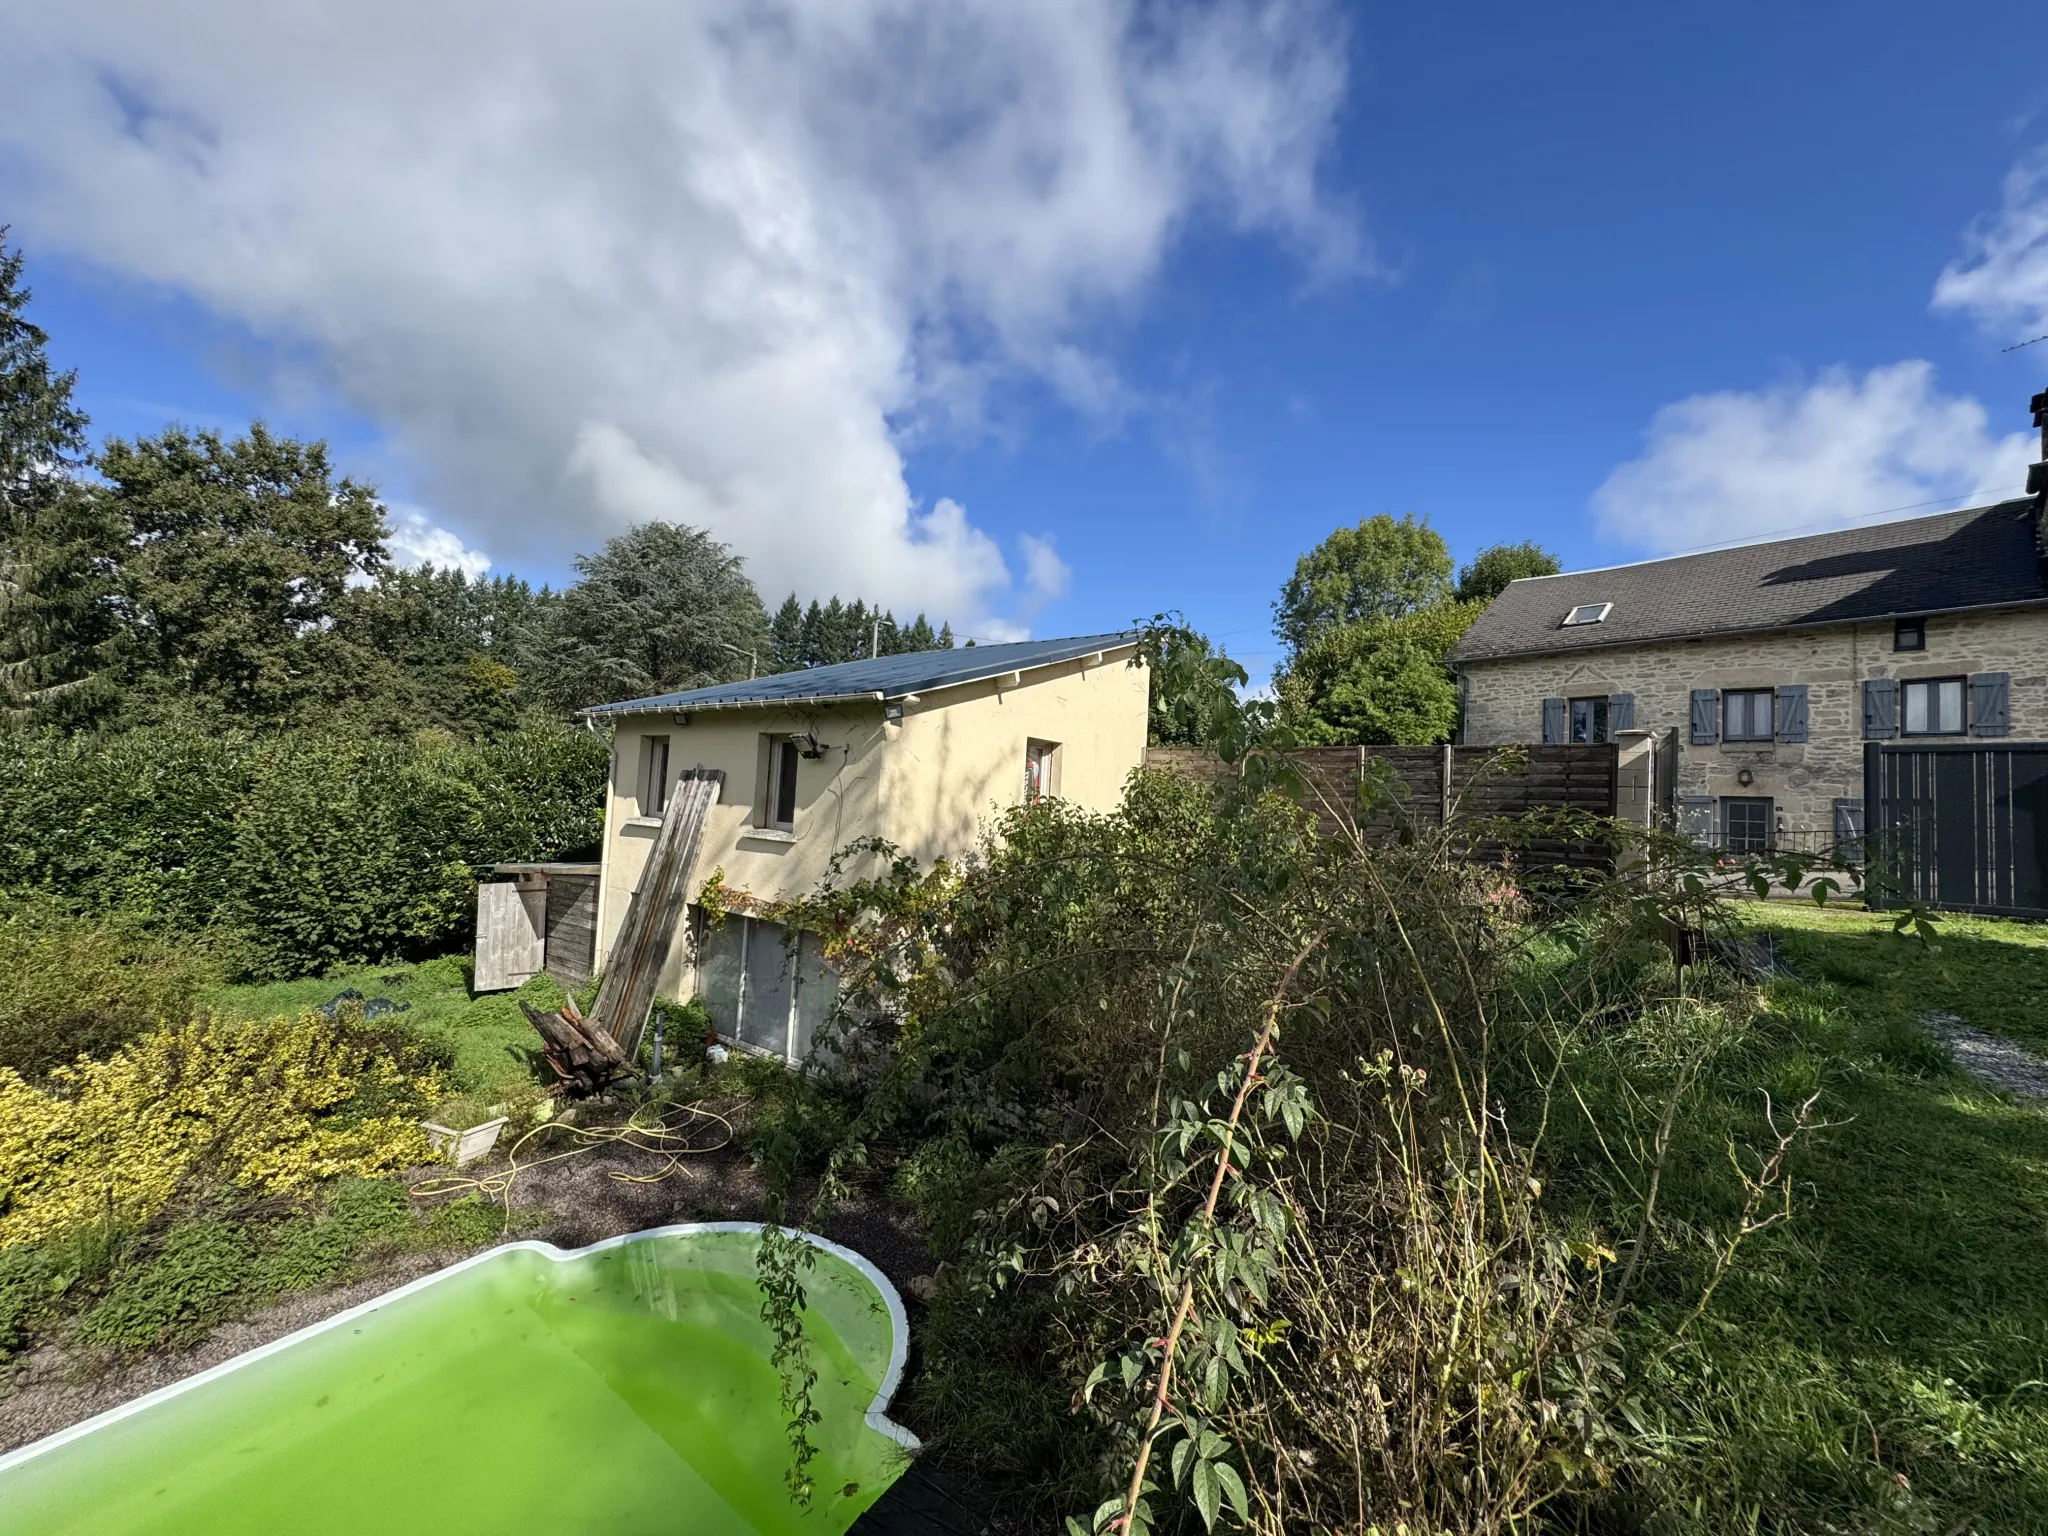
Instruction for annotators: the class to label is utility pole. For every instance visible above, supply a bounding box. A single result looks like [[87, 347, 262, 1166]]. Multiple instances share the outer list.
[[871, 618, 881, 659], [717, 641, 757, 679]]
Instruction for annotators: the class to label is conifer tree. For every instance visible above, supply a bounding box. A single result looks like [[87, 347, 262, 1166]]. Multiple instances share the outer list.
[[0, 231, 120, 725]]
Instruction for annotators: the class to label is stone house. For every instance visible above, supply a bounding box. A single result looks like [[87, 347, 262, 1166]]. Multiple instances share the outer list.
[[1450, 392, 2048, 856], [570, 633, 1148, 1060]]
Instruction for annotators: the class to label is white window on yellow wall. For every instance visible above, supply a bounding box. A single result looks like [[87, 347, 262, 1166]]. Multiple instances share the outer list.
[[1024, 739, 1061, 803], [761, 735, 800, 830], [639, 735, 671, 817]]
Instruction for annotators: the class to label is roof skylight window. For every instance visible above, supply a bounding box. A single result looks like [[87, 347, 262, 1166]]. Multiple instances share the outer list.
[[1561, 602, 1612, 627]]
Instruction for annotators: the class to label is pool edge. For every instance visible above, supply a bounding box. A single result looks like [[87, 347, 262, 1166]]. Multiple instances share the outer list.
[[0, 1221, 921, 1476]]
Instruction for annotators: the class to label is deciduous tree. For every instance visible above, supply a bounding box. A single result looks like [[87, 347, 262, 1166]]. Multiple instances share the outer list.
[[1455, 540, 1560, 605], [1273, 512, 1453, 658]]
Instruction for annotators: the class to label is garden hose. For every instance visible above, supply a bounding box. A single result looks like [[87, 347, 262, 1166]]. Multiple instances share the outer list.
[[411, 1103, 737, 1226]]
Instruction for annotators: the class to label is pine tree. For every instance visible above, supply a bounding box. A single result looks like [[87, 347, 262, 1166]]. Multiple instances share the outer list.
[[769, 593, 804, 671], [938, 621, 955, 649], [0, 230, 119, 725]]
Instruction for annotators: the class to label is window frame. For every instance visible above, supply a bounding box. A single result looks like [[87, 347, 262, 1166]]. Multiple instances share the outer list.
[[639, 735, 672, 818], [1567, 695, 1609, 744], [1720, 796, 1773, 854], [1899, 676, 1967, 738], [1721, 688, 1775, 743], [1023, 738, 1062, 804], [764, 736, 801, 830], [1893, 618, 1925, 653], [1560, 602, 1612, 628]]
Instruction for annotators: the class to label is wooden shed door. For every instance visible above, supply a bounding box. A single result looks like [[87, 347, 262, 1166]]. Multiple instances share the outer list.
[[476, 881, 545, 991]]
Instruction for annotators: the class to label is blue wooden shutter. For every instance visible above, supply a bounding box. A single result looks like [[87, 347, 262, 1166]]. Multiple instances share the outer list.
[[1689, 688, 1719, 744], [1832, 797, 1864, 864], [1969, 672, 2009, 737], [1775, 684, 1808, 743], [1608, 692, 1635, 736], [1541, 697, 1566, 744], [1862, 678, 1896, 739]]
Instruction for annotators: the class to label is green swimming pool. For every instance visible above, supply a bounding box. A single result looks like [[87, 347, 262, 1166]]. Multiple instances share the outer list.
[[0, 1224, 916, 1536]]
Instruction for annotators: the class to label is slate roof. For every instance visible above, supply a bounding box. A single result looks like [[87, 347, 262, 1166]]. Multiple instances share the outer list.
[[1450, 499, 2048, 664], [583, 631, 1138, 715]]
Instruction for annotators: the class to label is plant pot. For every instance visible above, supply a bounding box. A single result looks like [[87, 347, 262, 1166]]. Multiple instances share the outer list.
[[421, 1116, 509, 1168]]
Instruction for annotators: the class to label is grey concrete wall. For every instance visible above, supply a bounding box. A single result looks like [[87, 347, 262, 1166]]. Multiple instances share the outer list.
[[1457, 605, 2048, 847]]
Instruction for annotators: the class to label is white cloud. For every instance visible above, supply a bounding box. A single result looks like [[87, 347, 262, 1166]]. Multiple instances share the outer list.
[[1591, 362, 2034, 556], [1933, 147, 2048, 337], [0, 0, 1354, 634], [382, 504, 492, 579]]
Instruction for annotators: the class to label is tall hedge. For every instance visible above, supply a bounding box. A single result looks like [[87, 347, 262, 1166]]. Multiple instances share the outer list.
[[0, 722, 606, 976]]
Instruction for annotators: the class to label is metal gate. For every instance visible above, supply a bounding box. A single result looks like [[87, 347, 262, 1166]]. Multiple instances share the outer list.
[[1864, 742, 2048, 917]]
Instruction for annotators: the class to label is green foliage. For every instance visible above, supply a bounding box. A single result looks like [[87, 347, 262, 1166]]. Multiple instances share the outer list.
[[78, 1220, 256, 1348], [532, 520, 768, 710], [1137, 617, 1268, 759], [1529, 902, 2048, 1532], [98, 423, 392, 724], [418, 1195, 506, 1248], [338, 565, 560, 733], [0, 721, 605, 976], [766, 592, 950, 672], [1274, 599, 1480, 744], [757, 774, 1628, 1533], [0, 230, 115, 728], [0, 897, 218, 1076], [1454, 538, 1560, 604], [1272, 511, 1451, 657]]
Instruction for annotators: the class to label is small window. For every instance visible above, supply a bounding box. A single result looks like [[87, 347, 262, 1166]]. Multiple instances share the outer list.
[[1721, 797, 1773, 854], [1568, 696, 1608, 743], [766, 737, 800, 829], [640, 735, 671, 817], [1901, 677, 1965, 736], [1723, 689, 1774, 742], [1893, 618, 1925, 652], [1024, 739, 1061, 804], [1561, 602, 1612, 627]]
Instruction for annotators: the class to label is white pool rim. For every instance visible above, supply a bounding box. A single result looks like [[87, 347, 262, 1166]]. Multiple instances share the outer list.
[[0, 1221, 921, 1476]]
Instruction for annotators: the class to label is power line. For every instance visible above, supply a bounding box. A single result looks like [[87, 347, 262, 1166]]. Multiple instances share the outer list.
[[2000, 333, 2048, 353]]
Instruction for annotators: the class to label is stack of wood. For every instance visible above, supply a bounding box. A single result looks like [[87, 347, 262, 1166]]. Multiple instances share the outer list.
[[517, 765, 725, 1094], [520, 993, 628, 1095]]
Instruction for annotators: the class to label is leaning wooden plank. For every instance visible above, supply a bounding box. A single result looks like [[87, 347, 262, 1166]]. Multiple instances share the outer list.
[[585, 767, 724, 1064]]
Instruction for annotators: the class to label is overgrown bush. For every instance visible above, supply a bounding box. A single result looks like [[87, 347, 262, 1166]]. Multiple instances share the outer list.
[[0, 1012, 445, 1247], [0, 719, 605, 975], [0, 897, 219, 1075], [745, 767, 1840, 1534], [744, 775, 1634, 1532]]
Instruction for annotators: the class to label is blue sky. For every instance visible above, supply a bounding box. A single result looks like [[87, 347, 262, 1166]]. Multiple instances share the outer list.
[[7, 3, 2048, 682]]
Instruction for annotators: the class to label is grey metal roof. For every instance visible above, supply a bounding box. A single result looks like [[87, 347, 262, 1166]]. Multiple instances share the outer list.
[[583, 631, 1138, 715], [1450, 499, 2047, 664]]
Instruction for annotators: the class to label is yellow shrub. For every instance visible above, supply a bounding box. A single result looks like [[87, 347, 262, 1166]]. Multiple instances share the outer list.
[[0, 1013, 441, 1248]]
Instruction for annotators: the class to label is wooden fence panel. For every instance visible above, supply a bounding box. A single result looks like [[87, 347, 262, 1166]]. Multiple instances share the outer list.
[[1143, 742, 1618, 867]]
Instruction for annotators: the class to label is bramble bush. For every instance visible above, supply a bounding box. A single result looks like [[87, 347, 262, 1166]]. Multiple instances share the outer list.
[[747, 764, 1842, 1535], [0, 719, 605, 975]]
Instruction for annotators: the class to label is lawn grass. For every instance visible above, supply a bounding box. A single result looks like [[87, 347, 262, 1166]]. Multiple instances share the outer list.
[[209, 956, 579, 1107], [1546, 900, 2048, 1531]]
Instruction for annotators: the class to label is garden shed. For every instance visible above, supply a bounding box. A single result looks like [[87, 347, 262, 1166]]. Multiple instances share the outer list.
[[474, 862, 601, 992]]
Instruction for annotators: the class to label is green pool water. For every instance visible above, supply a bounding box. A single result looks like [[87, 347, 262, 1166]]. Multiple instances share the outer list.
[[0, 1225, 915, 1536]]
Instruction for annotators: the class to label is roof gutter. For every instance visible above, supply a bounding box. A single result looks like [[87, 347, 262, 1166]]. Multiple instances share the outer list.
[[580, 690, 885, 719]]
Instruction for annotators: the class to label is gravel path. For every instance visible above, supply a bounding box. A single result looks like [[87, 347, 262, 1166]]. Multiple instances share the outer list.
[[1919, 1011, 2048, 1104]]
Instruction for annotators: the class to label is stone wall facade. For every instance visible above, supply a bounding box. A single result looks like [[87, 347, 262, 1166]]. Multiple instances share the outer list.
[[1456, 604, 2048, 849]]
